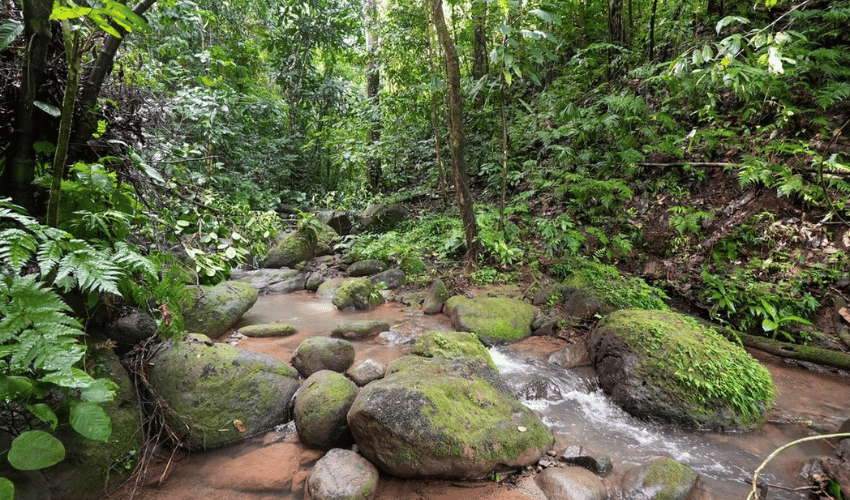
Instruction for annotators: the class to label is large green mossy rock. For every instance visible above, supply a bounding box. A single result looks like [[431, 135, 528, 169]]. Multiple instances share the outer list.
[[183, 280, 258, 339], [444, 296, 536, 345], [261, 224, 339, 268], [588, 309, 776, 431], [411, 330, 495, 369], [40, 345, 141, 500], [347, 356, 553, 479], [332, 278, 385, 311], [149, 335, 300, 449], [294, 371, 358, 450]]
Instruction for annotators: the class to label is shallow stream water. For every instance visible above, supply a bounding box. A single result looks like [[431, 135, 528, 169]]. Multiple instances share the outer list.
[[129, 291, 850, 500]]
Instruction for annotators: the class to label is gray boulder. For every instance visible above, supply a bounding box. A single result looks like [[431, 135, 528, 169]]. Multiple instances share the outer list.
[[232, 268, 300, 294], [587, 309, 776, 431], [149, 335, 300, 449], [332, 278, 385, 311], [362, 203, 408, 232], [183, 280, 258, 339], [422, 278, 449, 314], [305, 272, 325, 291], [535, 467, 608, 500], [620, 457, 698, 500], [316, 277, 346, 298], [347, 259, 387, 277], [347, 355, 554, 479], [265, 273, 307, 294], [347, 359, 386, 386], [370, 267, 406, 289], [291, 337, 356, 378], [295, 371, 358, 450], [318, 210, 354, 236], [307, 448, 379, 500], [444, 295, 537, 345], [331, 320, 391, 340], [103, 307, 157, 354]]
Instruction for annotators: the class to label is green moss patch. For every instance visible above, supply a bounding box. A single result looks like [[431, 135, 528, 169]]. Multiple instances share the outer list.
[[411, 330, 495, 369], [444, 296, 536, 345]]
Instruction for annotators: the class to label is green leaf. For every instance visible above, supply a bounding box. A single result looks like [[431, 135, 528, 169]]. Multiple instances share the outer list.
[[78, 378, 118, 403], [0, 375, 34, 400], [27, 403, 59, 431], [70, 401, 112, 442], [7, 430, 66, 470], [0, 477, 14, 500], [0, 19, 23, 51], [34, 101, 61, 117], [50, 1, 92, 20]]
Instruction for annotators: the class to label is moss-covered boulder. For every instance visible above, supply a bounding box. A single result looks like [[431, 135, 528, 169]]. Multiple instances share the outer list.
[[587, 309, 776, 431], [291, 337, 356, 378], [261, 224, 338, 268], [331, 320, 391, 340], [411, 330, 495, 369], [346, 355, 554, 479], [551, 261, 669, 322], [620, 457, 699, 500], [422, 278, 449, 314], [183, 280, 258, 339], [332, 278, 385, 311], [232, 268, 301, 294], [41, 345, 141, 499], [347, 259, 388, 277], [294, 371, 358, 450], [239, 323, 297, 338], [370, 268, 406, 289], [444, 296, 536, 345], [149, 335, 300, 449]]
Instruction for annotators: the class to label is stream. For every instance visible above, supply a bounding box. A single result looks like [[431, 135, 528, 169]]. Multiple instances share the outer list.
[[130, 290, 850, 500]]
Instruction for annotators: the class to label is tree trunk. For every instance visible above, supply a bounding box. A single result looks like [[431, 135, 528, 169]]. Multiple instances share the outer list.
[[69, 0, 157, 163], [648, 0, 659, 61], [471, 0, 488, 81], [431, 0, 480, 264], [425, 19, 448, 205], [46, 23, 80, 228], [1, 0, 53, 214], [608, 0, 626, 79], [364, 0, 381, 192]]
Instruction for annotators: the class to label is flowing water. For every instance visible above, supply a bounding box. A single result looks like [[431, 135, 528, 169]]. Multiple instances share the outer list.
[[129, 291, 850, 500]]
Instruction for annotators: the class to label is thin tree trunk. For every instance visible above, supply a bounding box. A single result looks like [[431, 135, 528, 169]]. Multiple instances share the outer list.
[[432, 0, 480, 264], [425, 18, 448, 205], [364, 0, 381, 192], [69, 0, 157, 163], [471, 0, 488, 81], [46, 23, 81, 228], [1, 0, 53, 213], [648, 0, 658, 61]]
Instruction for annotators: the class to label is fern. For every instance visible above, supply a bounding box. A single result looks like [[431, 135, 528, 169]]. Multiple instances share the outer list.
[[815, 82, 850, 109]]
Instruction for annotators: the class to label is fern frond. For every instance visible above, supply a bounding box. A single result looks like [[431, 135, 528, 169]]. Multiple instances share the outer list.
[[54, 247, 122, 296], [36, 238, 65, 278], [0, 228, 37, 275], [111, 241, 156, 276], [815, 82, 850, 109]]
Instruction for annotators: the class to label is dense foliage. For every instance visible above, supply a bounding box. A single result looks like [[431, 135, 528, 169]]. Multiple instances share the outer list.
[[1, 0, 849, 494]]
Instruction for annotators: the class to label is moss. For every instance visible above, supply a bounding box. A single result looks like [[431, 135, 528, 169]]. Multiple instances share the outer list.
[[445, 296, 536, 344], [332, 278, 384, 310], [411, 331, 496, 369], [355, 356, 553, 475], [561, 259, 669, 311], [239, 323, 297, 337], [150, 338, 298, 449], [183, 281, 258, 338], [598, 309, 776, 428], [642, 458, 698, 500]]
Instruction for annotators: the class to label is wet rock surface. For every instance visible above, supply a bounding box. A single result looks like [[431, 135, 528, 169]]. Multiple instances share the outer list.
[[291, 336, 356, 378], [307, 448, 379, 500]]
